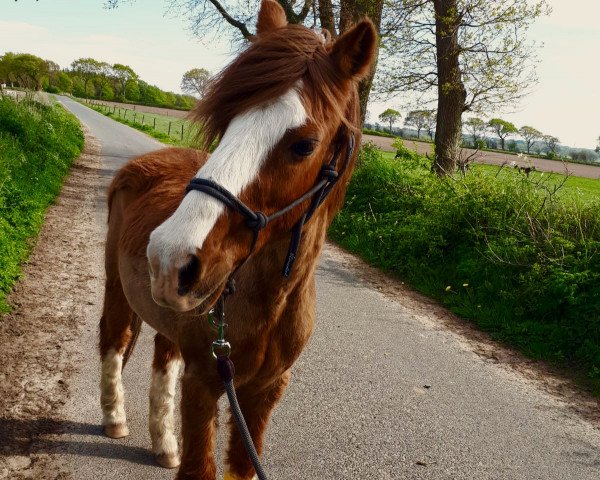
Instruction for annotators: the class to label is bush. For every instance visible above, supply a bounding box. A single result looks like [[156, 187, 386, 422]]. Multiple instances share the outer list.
[[474, 138, 486, 150], [0, 96, 83, 312], [330, 148, 600, 392], [362, 128, 396, 138]]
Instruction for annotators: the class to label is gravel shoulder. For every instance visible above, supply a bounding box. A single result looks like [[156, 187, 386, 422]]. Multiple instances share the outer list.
[[0, 130, 105, 479]]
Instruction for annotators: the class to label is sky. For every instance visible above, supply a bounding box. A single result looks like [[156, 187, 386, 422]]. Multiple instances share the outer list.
[[1, 0, 598, 149]]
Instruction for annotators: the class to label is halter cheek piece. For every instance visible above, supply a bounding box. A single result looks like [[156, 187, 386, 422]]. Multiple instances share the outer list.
[[184, 131, 355, 278]]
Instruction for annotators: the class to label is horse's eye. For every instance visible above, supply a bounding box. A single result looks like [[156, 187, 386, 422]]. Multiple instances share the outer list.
[[291, 140, 317, 157]]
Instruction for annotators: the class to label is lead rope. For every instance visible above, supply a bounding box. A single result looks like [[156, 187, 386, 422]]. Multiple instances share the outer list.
[[209, 281, 268, 480]]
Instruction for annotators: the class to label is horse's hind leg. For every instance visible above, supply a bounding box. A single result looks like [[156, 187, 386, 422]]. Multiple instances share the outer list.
[[150, 333, 182, 469], [99, 273, 140, 439]]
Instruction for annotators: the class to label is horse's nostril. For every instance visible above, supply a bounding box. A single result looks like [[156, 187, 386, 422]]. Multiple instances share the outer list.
[[178, 255, 201, 296]]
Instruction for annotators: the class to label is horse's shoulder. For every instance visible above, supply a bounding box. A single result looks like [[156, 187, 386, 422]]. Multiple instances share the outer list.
[[109, 147, 208, 256]]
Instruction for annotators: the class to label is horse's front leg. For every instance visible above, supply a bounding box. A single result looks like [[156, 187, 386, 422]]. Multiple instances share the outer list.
[[176, 365, 220, 480], [224, 372, 291, 480]]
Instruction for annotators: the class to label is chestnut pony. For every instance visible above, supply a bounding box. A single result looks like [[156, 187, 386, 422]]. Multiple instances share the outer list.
[[99, 1, 376, 479]]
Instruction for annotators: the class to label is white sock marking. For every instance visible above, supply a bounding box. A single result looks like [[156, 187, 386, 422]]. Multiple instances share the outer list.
[[149, 359, 181, 456], [100, 348, 126, 426], [147, 86, 307, 269]]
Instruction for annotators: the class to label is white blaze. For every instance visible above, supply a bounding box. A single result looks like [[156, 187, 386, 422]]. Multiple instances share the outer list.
[[148, 86, 307, 268]]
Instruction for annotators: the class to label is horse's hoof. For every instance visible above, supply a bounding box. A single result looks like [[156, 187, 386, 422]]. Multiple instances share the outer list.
[[156, 453, 180, 469], [103, 423, 129, 439]]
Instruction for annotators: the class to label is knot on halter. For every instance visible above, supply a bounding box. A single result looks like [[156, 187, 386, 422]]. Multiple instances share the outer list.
[[246, 211, 268, 232], [320, 164, 339, 182]]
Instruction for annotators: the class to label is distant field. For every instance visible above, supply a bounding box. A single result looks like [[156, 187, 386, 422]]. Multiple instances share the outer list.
[[369, 135, 600, 180], [380, 150, 600, 202]]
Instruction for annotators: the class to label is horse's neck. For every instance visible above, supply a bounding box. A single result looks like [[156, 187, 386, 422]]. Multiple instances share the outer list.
[[234, 214, 327, 312]]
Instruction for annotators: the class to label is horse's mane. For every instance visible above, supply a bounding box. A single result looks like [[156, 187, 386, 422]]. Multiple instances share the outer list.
[[192, 25, 356, 150]]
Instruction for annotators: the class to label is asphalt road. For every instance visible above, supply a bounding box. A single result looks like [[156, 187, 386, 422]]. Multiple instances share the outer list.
[[52, 97, 600, 479]]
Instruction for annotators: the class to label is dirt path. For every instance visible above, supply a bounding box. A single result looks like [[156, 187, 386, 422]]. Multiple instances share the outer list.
[[364, 134, 600, 179], [0, 130, 105, 479]]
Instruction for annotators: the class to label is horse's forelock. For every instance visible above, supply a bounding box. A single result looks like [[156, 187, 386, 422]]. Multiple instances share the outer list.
[[192, 25, 354, 151]]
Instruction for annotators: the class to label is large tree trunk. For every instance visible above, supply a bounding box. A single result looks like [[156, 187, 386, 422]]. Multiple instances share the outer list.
[[338, 0, 384, 125], [432, 0, 466, 176]]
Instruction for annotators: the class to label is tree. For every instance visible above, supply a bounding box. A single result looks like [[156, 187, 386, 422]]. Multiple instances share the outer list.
[[112, 64, 138, 99], [465, 117, 486, 147], [596, 136, 600, 154], [181, 68, 211, 97], [405, 109, 434, 139], [424, 109, 436, 139], [106, 0, 384, 124], [543, 135, 560, 155], [56, 72, 73, 93], [379, 108, 401, 133], [125, 81, 141, 102], [488, 118, 517, 150], [1, 53, 49, 90], [45, 60, 60, 88], [518, 126, 543, 154], [93, 62, 113, 100], [378, 0, 549, 174], [71, 58, 101, 98]]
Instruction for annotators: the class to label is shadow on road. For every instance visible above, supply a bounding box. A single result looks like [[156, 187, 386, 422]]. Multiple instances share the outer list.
[[0, 417, 156, 467]]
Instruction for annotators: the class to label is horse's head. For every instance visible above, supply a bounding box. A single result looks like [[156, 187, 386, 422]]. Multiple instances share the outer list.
[[146, 0, 376, 312]]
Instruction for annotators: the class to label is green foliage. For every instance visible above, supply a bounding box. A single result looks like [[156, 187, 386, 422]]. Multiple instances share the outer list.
[[378, 108, 402, 133], [181, 68, 211, 97], [488, 118, 518, 150], [0, 52, 49, 90], [362, 128, 396, 138], [0, 96, 84, 312], [330, 147, 600, 391], [474, 138, 486, 150]]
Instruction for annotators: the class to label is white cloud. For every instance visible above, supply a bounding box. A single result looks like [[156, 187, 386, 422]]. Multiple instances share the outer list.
[[0, 21, 47, 35]]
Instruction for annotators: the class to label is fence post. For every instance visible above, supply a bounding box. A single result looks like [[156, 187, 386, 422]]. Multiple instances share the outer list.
[[153, 117, 156, 129], [133, 112, 137, 123], [142, 114, 145, 125], [168, 121, 172, 136], [181, 124, 184, 140]]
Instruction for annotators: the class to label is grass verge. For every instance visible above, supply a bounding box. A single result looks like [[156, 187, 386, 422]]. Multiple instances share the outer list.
[[0, 95, 84, 312], [330, 143, 600, 393]]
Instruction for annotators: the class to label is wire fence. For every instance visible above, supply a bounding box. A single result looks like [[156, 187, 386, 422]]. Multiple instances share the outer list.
[[85, 99, 196, 143]]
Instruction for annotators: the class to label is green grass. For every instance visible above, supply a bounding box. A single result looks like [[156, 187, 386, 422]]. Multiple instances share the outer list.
[[88, 102, 199, 147], [382, 150, 600, 202], [0, 95, 84, 312], [331, 143, 600, 393]]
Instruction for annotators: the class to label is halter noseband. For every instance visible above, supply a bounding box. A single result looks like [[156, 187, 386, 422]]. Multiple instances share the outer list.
[[185, 131, 355, 278]]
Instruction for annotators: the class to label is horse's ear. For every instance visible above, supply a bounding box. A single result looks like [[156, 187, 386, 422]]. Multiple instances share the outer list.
[[256, 0, 287, 35], [329, 20, 377, 81]]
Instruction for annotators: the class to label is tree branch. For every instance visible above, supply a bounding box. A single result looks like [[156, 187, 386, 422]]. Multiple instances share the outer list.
[[207, 0, 252, 39]]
